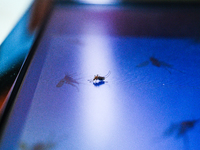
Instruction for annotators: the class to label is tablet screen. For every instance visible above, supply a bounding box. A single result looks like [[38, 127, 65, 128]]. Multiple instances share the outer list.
[[1, 4, 200, 150]]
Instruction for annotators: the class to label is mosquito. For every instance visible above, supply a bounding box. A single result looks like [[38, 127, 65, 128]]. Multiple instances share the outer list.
[[19, 132, 67, 150], [163, 119, 200, 150], [136, 56, 184, 74], [56, 74, 79, 91], [88, 71, 111, 84]]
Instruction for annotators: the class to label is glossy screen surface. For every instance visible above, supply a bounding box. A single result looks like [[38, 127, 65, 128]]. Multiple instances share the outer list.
[[1, 4, 200, 150]]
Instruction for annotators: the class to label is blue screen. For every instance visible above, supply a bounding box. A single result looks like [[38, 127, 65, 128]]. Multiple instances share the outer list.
[[1, 4, 200, 150]]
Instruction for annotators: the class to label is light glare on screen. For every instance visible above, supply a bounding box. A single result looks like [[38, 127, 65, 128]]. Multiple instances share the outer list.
[[76, 0, 120, 4]]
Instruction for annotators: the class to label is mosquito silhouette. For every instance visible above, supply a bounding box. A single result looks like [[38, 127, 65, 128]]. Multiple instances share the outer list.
[[136, 56, 184, 74], [56, 74, 79, 91], [19, 132, 67, 150], [20, 141, 56, 150], [163, 119, 200, 150]]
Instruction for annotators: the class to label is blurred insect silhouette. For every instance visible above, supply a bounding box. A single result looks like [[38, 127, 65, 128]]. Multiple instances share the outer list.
[[163, 119, 200, 150], [20, 141, 56, 150], [20, 134, 57, 150], [136, 56, 184, 74], [56, 74, 79, 91], [19, 132, 67, 150]]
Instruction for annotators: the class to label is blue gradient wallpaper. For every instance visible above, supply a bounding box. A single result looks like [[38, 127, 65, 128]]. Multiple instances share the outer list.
[[15, 35, 200, 150]]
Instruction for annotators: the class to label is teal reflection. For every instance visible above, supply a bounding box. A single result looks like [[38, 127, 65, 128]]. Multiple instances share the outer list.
[[0, 8, 35, 77]]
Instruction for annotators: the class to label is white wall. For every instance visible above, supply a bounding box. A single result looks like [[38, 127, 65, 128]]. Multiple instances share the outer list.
[[0, 0, 33, 45]]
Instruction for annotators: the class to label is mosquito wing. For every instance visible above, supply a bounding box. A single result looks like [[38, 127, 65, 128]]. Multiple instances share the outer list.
[[136, 61, 149, 67], [56, 78, 65, 87], [163, 123, 180, 137], [159, 61, 173, 68]]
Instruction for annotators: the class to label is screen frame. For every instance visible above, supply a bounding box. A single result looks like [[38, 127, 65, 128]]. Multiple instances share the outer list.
[[0, 2, 53, 138]]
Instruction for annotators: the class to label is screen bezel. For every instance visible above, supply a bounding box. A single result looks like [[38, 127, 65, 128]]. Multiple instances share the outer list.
[[0, 2, 53, 138]]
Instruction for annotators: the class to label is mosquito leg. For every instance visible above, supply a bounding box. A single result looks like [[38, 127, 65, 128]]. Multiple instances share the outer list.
[[68, 82, 79, 91]]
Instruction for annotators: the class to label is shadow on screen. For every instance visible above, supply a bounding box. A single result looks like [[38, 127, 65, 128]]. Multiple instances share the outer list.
[[93, 81, 106, 87], [162, 119, 200, 150]]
